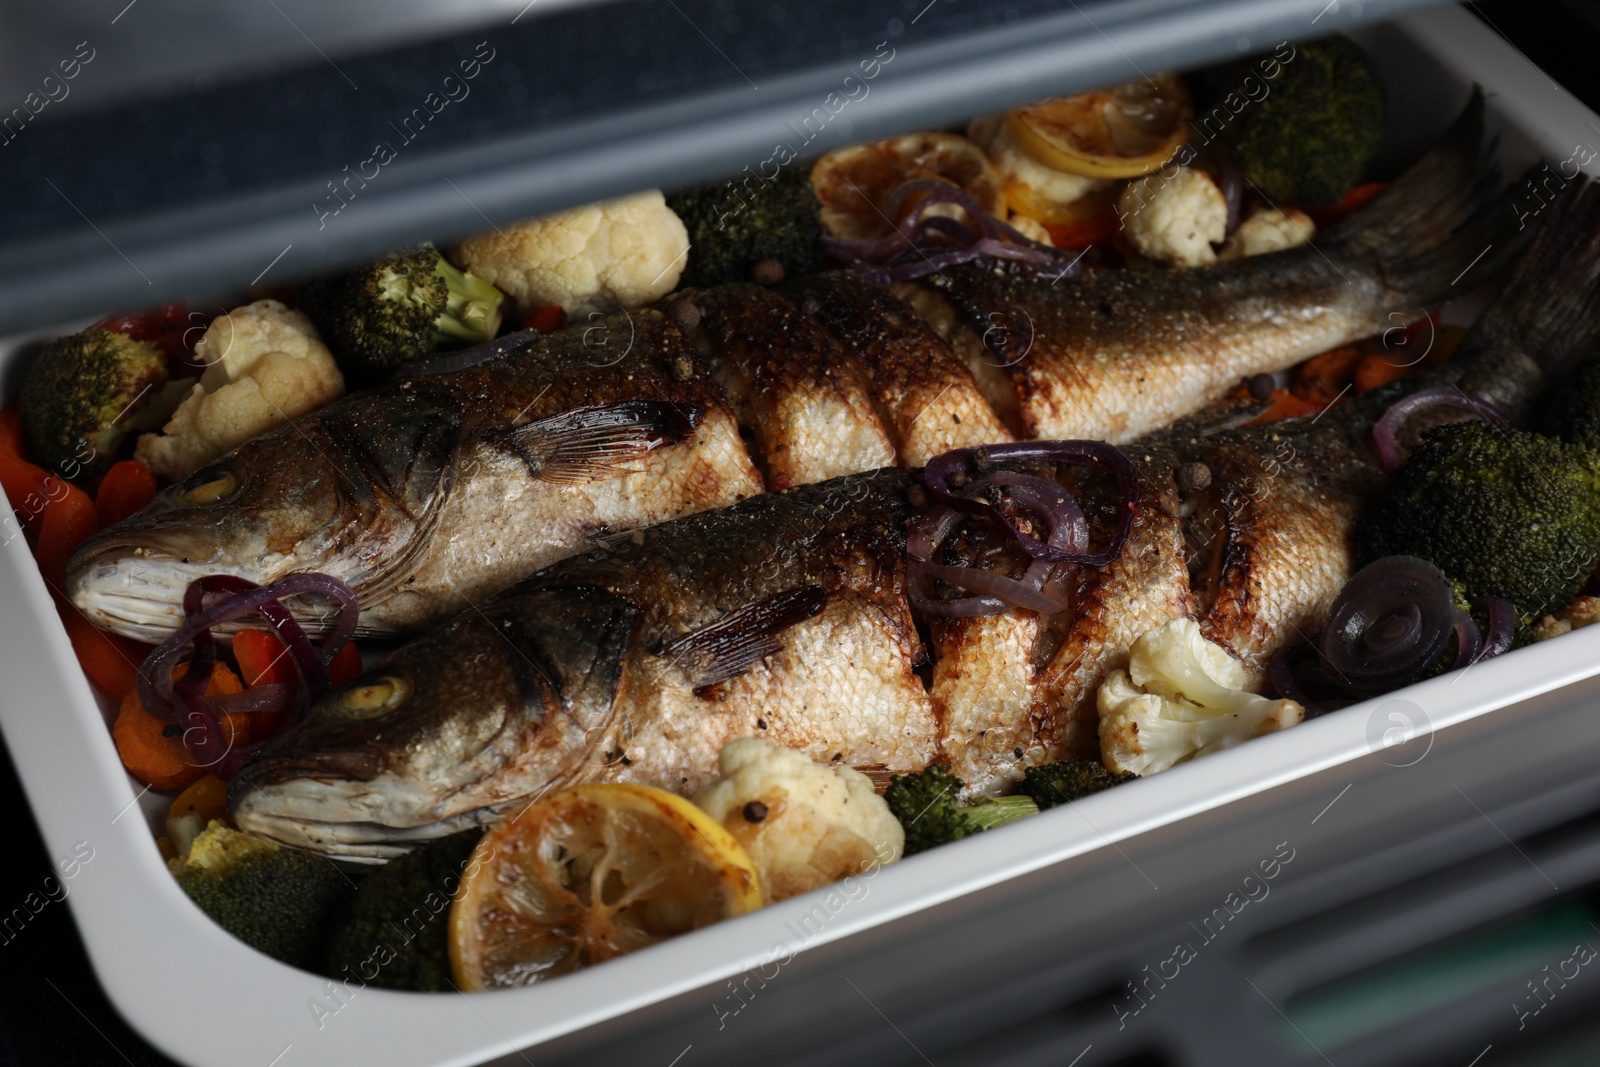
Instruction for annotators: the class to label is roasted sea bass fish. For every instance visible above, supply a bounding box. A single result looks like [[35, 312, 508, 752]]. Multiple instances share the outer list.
[[230, 176, 1600, 858], [73, 94, 1521, 642]]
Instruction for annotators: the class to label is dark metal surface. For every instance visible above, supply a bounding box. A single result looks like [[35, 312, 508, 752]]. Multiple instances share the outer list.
[[0, 0, 1447, 336]]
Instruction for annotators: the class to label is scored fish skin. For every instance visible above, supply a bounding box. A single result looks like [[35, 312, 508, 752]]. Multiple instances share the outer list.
[[231, 470, 937, 859], [920, 91, 1514, 445], [693, 283, 897, 488], [1190, 175, 1600, 672], [946, 177, 1600, 792], [231, 178, 1600, 843], [924, 258, 1384, 443], [69, 93, 1522, 644], [792, 272, 1014, 465], [68, 313, 762, 640]]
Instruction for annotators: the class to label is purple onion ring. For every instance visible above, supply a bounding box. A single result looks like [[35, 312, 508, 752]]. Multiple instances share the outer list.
[[1373, 386, 1508, 474], [1450, 609, 1483, 668], [1321, 555, 1458, 693], [1470, 596, 1515, 663], [822, 178, 1084, 285], [924, 442, 1139, 567], [136, 571, 359, 780]]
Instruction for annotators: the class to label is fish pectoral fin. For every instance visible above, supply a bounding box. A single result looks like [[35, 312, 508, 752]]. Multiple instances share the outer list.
[[663, 586, 830, 692], [508, 400, 698, 484]]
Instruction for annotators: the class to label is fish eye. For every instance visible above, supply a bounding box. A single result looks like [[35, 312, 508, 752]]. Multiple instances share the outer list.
[[177, 469, 238, 507], [332, 676, 411, 719]]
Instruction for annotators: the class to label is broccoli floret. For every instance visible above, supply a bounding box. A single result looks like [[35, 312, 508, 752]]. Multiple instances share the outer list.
[[300, 245, 504, 385], [884, 764, 1038, 855], [1539, 360, 1600, 452], [1357, 421, 1600, 618], [1018, 761, 1135, 810], [171, 821, 354, 971], [666, 167, 824, 289], [19, 327, 173, 484], [1219, 35, 1385, 206], [326, 829, 483, 992]]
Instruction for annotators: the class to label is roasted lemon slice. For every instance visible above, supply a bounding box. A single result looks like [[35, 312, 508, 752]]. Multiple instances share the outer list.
[[450, 783, 763, 990], [1007, 74, 1192, 179], [812, 132, 1005, 240]]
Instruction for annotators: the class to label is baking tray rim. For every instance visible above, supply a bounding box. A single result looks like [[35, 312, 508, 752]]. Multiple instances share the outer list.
[[1, 7, 1598, 1066]]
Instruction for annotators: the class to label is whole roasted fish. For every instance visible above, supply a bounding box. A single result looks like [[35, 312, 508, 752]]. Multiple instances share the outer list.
[[71, 94, 1520, 643], [231, 469, 937, 858], [232, 176, 1600, 855]]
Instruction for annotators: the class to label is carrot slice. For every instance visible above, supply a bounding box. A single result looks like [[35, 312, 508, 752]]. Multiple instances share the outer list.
[[524, 305, 568, 333], [1244, 389, 1329, 427], [1291, 346, 1366, 404], [1354, 353, 1415, 394], [168, 774, 230, 826], [234, 628, 360, 738], [59, 606, 153, 703], [233, 628, 294, 739], [1044, 195, 1122, 249], [113, 664, 247, 791], [95, 460, 158, 527], [328, 639, 363, 687], [1305, 181, 1388, 226], [36, 484, 99, 591], [232, 628, 294, 689], [0, 406, 53, 540]]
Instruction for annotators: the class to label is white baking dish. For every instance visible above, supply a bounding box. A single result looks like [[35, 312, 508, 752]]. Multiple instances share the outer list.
[[2, 7, 1598, 1066]]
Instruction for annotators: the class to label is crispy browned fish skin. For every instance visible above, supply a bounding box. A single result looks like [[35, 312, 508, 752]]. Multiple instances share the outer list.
[[71, 94, 1517, 646], [950, 177, 1600, 792], [67, 313, 762, 640], [230, 178, 1600, 839], [230, 469, 938, 858], [920, 91, 1511, 444]]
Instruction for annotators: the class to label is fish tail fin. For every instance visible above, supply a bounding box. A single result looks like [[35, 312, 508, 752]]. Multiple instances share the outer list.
[[1466, 175, 1600, 378], [1325, 87, 1531, 305]]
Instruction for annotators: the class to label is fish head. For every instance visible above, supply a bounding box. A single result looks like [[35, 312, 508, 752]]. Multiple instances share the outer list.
[[66, 435, 347, 641], [66, 390, 462, 642], [229, 586, 637, 860]]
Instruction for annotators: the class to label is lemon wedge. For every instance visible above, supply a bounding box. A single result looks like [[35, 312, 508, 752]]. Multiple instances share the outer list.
[[811, 132, 1005, 240], [1007, 74, 1192, 179], [450, 783, 763, 990]]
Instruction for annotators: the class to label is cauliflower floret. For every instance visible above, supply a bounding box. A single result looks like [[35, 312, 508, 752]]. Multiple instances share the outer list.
[[1116, 166, 1227, 267], [135, 300, 344, 482], [1535, 595, 1600, 641], [455, 190, 689, 316], [969, 115, 1111, 223], [694, 738, 902, 903], [1220, 205, 1316, 261], [1099, 618, 1304, 776]]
